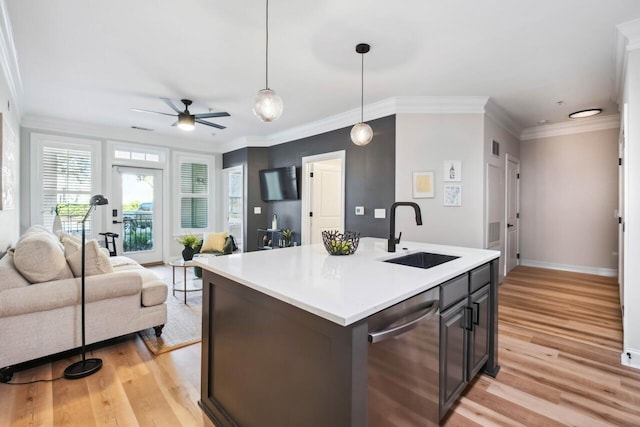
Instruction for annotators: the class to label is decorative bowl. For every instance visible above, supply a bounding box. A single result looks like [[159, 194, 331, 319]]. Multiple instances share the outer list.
[[322, 230, 360, 255]]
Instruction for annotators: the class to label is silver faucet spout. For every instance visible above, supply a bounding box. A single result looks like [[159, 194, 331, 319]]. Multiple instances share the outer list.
[[388, 202, 423, 252]]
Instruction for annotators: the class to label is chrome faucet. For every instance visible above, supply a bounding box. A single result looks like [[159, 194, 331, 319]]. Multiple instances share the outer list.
[[388, 202, 423, 252]]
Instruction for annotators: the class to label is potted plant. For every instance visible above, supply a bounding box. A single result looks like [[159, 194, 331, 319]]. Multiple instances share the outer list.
[[281, 229, 293, 247], [177, 234, 201, 261]]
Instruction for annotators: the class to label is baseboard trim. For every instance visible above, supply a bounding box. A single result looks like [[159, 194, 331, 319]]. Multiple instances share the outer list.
[[519, 259, 617, 277], [621, 349, 640, 369]]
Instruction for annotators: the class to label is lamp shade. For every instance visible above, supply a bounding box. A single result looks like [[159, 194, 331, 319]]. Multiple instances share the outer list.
[[253, 89, 283, 122], [350, 122, 373, 146], [178, 114, 195, 131]]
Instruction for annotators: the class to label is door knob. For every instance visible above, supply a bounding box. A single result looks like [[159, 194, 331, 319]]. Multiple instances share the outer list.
[[112, 220, 123, 224], [507, 223, 514, 228]]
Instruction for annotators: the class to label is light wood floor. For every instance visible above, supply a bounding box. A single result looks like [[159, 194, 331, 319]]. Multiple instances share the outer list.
[[1, 266, 639, 426]]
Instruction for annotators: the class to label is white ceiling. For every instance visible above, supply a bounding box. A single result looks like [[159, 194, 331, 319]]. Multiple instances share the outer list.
[[4, 0, 640, 147]]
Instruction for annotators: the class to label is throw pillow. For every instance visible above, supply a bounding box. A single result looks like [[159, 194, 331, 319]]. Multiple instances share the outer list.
[[201, 232, 228, 253], [0, 250, 30, 291], [62, 237, 82, 257], [66, 239, 114, 277], [13, 227, 74, 283]]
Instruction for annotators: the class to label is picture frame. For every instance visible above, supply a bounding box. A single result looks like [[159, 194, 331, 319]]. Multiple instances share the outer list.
[[412, 171, 435, 198], [1, 113, 16, 210], [444, 160, 462, 182], [443, 184, 462, 207]]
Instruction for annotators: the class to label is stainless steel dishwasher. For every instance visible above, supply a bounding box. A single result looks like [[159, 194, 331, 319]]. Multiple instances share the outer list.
[[367, 286, 440, 427]]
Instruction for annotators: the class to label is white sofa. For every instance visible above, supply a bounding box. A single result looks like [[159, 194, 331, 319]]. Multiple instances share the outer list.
[[0, 225, 167, 370]]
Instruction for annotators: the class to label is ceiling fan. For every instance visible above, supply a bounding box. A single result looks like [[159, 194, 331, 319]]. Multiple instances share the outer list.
[[131, 98, 230, 131]]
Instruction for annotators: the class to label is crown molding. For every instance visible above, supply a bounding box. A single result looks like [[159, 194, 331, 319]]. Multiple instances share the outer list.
[[0, 0, 23, 119], [220, 96, 493, 153], [520, 114, 620, 141], [484, 99, 523, 139], [614, 18, 640, 106], [21, 114, 220, 153]]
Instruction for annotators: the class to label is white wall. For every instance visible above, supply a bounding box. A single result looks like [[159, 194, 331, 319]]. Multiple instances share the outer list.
[[395, 114, 485, 248], [623, 48, 640, 367], [0, 66, 20, 254], [519, 128, 619, 275], [484, 115, 521, 280]]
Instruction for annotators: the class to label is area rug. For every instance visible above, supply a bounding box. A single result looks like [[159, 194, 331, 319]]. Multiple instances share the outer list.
[[139, 292, 202, 355]]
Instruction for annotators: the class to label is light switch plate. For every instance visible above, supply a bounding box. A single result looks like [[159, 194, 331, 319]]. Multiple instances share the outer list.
[[355, 206, 364, 215], [374, 209, 386, 219], [254, 207, 262, 214]]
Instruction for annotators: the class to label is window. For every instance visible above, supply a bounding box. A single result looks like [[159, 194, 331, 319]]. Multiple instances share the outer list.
[[177, 155, 212, 230], [31, 134, 101, 234]]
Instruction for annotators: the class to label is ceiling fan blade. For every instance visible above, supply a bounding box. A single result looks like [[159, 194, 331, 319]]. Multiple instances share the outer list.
[[195, 118, 226, 129], [161, 97, 182, 113], [194, 111, 231, 119], [131, 108, 176, 117]]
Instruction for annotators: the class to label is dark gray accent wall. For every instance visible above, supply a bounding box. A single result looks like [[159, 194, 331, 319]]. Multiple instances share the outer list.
[[224, 115, 395, 251]]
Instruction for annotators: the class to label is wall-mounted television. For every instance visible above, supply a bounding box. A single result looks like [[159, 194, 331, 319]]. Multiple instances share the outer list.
[[259, 166, 299, 201]]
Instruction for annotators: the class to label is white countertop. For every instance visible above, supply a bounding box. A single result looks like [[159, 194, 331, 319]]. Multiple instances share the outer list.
[[193, 238, 500, 326]]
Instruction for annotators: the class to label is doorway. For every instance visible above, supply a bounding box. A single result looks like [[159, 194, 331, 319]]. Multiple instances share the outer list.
[[223, 165, 244, 252], [505, 155, 520, 274], [110, 166, 163, 264], [301, 151, 346, 245]]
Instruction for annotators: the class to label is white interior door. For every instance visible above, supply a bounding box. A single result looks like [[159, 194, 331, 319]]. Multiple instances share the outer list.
[[301, 151, 346, 245], [505, 155, 520, 274], [223, 166, 244, 252], [110, 166, 163, 264], [619, 117, 626, 313]]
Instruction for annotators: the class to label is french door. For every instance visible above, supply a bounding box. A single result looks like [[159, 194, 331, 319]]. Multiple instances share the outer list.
[[110, 166, 163, 264]]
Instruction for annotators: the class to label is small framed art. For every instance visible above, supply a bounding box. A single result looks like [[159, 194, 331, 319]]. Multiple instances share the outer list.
[[413, 171, 435, 198]]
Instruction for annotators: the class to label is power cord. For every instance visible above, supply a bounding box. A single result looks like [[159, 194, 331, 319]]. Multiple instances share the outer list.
[[0, 367, 63, 385]]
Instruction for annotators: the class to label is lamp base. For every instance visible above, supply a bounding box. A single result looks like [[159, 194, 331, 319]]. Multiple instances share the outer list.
[[64, 358, 103, 380]]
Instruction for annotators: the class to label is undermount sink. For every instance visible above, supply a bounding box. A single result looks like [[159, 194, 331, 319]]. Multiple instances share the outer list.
[[384, 252, 459, 269]]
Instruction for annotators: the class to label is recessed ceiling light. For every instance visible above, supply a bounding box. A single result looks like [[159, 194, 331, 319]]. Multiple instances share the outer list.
[[569, 108, 602, 119]]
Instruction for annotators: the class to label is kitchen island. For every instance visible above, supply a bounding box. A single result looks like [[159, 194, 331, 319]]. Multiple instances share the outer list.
[[195, 238, 500, 426]]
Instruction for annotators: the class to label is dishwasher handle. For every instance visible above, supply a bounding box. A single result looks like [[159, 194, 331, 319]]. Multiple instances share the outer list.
[[368, 302, 438, 344]]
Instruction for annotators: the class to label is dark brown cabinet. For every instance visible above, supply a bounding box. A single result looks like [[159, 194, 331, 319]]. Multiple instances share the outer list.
[[439, 263, 494, 419]]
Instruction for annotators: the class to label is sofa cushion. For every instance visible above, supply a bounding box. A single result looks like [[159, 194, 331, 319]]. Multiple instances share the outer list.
[[0, 272, 142, 318], [13, 226, 74, 283], [66, 239, 114, 277], [0, 251, 30, 292], [202, 231, 228, 253]]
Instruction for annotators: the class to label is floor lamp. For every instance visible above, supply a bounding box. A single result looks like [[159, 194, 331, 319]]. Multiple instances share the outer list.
[[64, 194, 109, 380]]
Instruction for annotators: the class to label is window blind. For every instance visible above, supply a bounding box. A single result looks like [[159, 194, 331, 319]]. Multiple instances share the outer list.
[[41, 146, 92, 233], [180, 162, 209, 229]]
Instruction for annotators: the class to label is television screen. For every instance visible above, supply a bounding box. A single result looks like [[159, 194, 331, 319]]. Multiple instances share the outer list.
[[259, 166, 298, 201]]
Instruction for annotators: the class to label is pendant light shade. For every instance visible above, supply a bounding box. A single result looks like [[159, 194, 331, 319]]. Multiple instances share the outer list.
[[254, 0, 283, 122], [351, 122, 373, 146], [351, 43, 372, 146], [253, 88, 283, 122]]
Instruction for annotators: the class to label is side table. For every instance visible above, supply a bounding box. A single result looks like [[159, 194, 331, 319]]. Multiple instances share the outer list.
[[168, 259, 202, 304]]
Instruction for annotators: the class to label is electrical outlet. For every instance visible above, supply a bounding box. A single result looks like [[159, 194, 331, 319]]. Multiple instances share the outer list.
[[254, 207, 262, 214], [374, 209, 386, 219]]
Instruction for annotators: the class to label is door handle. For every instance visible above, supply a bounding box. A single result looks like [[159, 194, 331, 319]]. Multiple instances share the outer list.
[[473, 302, 480, 325], [465, 306, 474, 331], [507, 223, 514, 228], [112, 220, 123, 224]]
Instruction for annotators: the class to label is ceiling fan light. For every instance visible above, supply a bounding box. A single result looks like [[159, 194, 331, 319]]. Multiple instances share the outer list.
[[253, 88, 283, 122], [178, 114, 195, 131], [350, 122, 373, 146]]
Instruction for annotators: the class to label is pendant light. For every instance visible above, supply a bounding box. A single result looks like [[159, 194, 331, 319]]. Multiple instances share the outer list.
[[351, 43, 373, 146], [253, 0, 283, 122]]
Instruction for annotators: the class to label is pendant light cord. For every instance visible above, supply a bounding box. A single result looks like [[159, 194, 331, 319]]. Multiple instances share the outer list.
[[360, 52, 364, 123], [265, 0, 269, 89]]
